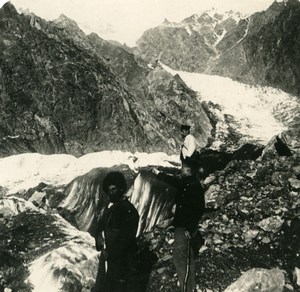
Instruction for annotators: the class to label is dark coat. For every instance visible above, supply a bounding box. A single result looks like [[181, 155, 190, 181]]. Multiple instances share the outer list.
[[93, 198, 139, 292], [157, 173, 205, 233], [96, 199, 139, 260]]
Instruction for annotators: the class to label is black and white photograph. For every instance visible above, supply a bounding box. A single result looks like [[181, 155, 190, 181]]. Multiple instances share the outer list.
[[0, 0, 300, 291]]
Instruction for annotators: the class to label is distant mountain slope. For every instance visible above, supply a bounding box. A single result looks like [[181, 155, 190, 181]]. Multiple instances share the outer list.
[[46, 15, 213, 153], [208, 0, 300, 96], [0, 3, 212, 157], [136, 0, 300, 96], [135, 10, 242, 73]]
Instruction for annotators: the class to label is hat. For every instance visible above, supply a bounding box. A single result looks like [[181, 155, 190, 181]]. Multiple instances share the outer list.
[[180, 124, 191, 131], [103, 171, 127, 193]]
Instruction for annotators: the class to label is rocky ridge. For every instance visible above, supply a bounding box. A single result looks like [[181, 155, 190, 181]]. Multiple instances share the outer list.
[[0, 3, 150, 156], [0, 2, 212, 157], [135, 10, 242, 73], [208, 0, 300, 96]]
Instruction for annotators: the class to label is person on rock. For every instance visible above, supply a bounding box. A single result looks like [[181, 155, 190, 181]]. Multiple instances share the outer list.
[[152, 165, 205, 292], [180, 124, 199, 169], [92, 171, 140, 292]]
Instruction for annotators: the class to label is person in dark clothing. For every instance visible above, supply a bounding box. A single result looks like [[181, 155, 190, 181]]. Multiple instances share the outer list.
[[92, 172, 140, 292], [152, 166, 205, 292]]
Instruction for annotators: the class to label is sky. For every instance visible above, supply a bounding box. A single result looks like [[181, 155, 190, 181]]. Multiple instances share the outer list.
[[1, 0, 279, 46]]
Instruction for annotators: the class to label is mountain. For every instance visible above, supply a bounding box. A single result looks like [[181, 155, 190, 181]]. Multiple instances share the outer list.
[[0, 3, 151, 157], [135, 10, 242, 73], [1, 2, 300, 157], [0, 2, 212, 158], [136, 0, 300, 96], [208, 0, 300, 96], [1, 2, 300, 292]]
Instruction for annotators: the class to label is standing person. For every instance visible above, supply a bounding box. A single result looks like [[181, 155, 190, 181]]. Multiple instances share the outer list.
[[180, 124, 198, 169], [92, 171, 140, 292], [152, 166, 205, 292]]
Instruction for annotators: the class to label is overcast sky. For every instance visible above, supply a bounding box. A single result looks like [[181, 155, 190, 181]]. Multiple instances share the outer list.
[[4, 0, 279, 46]]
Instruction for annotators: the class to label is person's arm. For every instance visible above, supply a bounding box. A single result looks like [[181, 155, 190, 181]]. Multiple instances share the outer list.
[[94, 209, 105, 251], [152, 168, 181, 188]]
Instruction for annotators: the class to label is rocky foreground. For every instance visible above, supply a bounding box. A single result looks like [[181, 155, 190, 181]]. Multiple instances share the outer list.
[[0, 140, 300, 291], [144, 151, 300, 291]]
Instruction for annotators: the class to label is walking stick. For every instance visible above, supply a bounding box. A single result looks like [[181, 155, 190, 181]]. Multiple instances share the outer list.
[[102, 231, 108, 273], [183, 234, 190, 292]]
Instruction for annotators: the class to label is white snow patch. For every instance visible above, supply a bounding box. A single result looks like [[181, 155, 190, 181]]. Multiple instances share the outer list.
[[214, 29, 226, 48], [237, 18, 250, 44], [0, 151, 179, 194], [161, 63, 300, 146]]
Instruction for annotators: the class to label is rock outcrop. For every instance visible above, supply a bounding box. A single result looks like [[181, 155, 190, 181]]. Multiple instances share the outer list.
[[145, 149, 300, 291], [208, 0, 300, 96]]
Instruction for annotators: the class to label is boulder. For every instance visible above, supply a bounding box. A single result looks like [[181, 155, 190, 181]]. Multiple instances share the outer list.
[[224, 268, 285, 292]]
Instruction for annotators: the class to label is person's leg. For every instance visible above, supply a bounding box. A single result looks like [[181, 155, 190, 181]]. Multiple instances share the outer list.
[[173, 228, 196, 292], [105, 257, 126, 292], [91, 254, 106, 292], [125, 251, 139, 292], [189, 249, 196, 291]]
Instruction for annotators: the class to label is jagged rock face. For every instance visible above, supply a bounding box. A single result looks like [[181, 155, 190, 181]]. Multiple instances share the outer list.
[[135, 11, 241, 73], [86, 34, 212, 152], [133, 66, 212, 150], [136, 25, 214, 72], [47, 19, 212, 152], [244, 0, 300, 96], [0, 3, 149, 157], [0, 3, 214, 157], [87, 33, 150, 90], [205, 19, 255, 82]]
